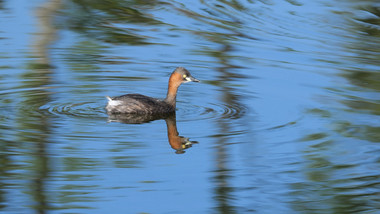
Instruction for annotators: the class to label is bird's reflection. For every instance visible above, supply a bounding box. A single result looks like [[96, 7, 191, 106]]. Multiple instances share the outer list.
[[107, 113, 198, 154]]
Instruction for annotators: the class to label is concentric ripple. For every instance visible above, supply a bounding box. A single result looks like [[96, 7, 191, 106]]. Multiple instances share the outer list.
[[38, 101, 106, 119], [33, 100, 249, 123], [177, 101, 248, 122]]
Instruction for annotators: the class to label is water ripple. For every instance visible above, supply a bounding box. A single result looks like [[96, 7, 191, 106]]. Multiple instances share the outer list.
[[177, 101, 248, 122], [34, 100, 247, 123], [38, 101, 106, 119]]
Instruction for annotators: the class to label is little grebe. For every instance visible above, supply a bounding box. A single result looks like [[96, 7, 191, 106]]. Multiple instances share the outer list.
[[106, 67, 199, 114]]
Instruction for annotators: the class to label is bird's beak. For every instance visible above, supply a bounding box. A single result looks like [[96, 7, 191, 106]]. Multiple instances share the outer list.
[[185, 76, 200, 82]]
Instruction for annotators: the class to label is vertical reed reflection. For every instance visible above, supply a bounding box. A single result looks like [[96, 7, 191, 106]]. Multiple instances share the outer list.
[[211, 44, 245, 214], [16, 1, 61, 213], [58, 0, 164, 45], [208, 44, 243, 214], [293, 2, 380, 213], [340, 5, 380, 122], [181, 1, 250, 211]]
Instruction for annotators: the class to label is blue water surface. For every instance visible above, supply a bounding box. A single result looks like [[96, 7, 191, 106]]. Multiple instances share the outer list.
[[0, 0, 380, 213]]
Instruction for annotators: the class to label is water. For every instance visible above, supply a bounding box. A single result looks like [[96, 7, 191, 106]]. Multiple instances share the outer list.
[[1, 0, 380, 213]]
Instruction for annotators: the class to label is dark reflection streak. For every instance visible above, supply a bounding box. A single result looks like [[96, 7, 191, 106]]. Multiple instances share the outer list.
[[339, 4, 380, 119], [61, 0, 164, 45], [323, 3, 380, 145], [178, 0, 250, 212], [18, 1, 61, 213], [213, 44, 243, 214], [0, 139, 11, 210], [331, 5, 380, 211], [294, 3, 380, 214]]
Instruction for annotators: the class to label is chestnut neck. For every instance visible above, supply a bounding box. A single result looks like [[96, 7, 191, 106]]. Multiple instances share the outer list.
[[164, 72, 182, 107], [165, 115, 181, 150]]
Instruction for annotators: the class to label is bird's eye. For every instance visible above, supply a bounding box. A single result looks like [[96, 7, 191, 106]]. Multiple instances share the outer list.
[[183, 74, 187, 78]]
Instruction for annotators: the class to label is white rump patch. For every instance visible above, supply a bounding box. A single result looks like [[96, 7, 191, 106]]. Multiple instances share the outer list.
[[106, 96, 122, 107]]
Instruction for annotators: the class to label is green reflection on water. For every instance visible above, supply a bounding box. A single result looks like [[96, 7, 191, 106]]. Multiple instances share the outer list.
[[286, 1, 380, 214], [179, 1, 250, 212], [337, 3, 380, 142], [59, 0, 166, 45], [1, 0, 380, 213]]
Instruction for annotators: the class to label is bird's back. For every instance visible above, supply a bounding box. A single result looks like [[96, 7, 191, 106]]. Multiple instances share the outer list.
[[106, 94, 174, 114]]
